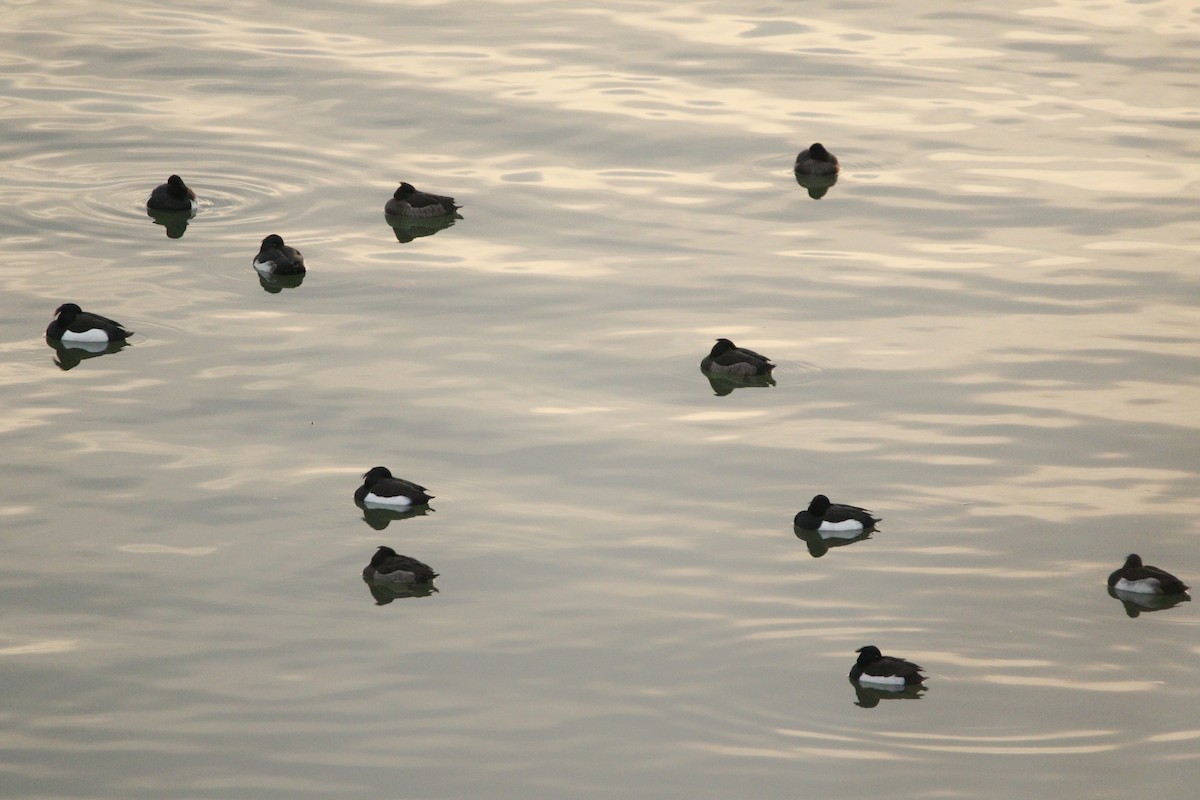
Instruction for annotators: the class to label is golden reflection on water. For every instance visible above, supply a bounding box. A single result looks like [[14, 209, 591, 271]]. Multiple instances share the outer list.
[[577, 6, 1000, 64], [1022, 2, 1199, 35], [856, 564, 1092, 580], [984, 675, 1160, 693], [893, 741, 1119, 755], [896, 472, 1194, 521], [693, 739, 902, 760], [3, 1, 1200, 798], [530, 405, 616, 415], [0, 403, 72, 435], [984, 382, 1200, 427], [0, 638, 80, 656], [118, 544, 218, 555], [1145, 730, 1200, 743]]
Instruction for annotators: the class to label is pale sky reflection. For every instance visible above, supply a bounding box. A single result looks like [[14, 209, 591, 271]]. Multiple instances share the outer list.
[[984, 675, 1160, 692], [0, 638, 80, 656]]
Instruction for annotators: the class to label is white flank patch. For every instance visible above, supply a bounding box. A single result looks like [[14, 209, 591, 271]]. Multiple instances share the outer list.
[[858, 673, 907, 687], [253, 259, 276, 275], [820, 526, 865, 540], [61, 328, 110, 343], [60, 340, 110, 353], [363, 492, 414, 509], [818, 518, 864, 533], [1114, 577, 1163, 594]]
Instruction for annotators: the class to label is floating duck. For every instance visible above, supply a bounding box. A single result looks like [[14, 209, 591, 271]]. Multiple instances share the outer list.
[[385, 182, 460, 218], [362, 546, 438, 584], [253, 234, 306, 276], [45, 303, 132, 343], [354, 466, 433, 510], [1107, 554, 1189, 595], [701, 338, 776, 377], [849, 645, 926, 687], [146, 174, 197, 212], [794, 143, 840, 175], [793, 494, 880, 533]]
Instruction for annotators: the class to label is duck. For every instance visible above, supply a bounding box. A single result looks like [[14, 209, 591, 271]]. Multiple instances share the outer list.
[[354, 466, 433, 509], [1107, 554, 1189, 595], [700, 338, 776, 377], [385, 182, 460, 218], [849, 645, 926, 687], [362, 546, 438, 584], [793, 494, 880, 533], [45, 303, 132, 343], [146, 174, 197, 212], [794, 143, 840, 175], [252, 234, 306, 276]]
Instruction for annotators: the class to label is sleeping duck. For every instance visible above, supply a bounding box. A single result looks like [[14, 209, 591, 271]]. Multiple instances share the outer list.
[[362, 546, 438, 584], [701, 338, 776, 377], [45, 303, 132, 343], [146, 174, 197, 212], [354, 466, 434, 510], [849, 645, 926, 687], [385, 182, 460, 218], [1107, 554, 1189, 595], [793, 494, 880, 534], [794, 143, 840, 176], [252, 234, 306, 277]]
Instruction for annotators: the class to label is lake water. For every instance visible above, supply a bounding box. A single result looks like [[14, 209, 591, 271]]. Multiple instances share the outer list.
[[2, 1, 1198, 797]]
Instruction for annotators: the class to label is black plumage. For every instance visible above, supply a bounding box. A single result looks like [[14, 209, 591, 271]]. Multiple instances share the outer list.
[[362, 546, 438, 583], [700, 338, 776, 377], [354, 466, 434, 507], [1107, 554, 1189, 595], [849, 646, 926, 686], [385, 182, 460, 218], [253, 234, 306, 276], [794, 143, 840, 175], [793, 494, 880, 532], [45, 303, 132, 342], [146, 174, 196, 211]]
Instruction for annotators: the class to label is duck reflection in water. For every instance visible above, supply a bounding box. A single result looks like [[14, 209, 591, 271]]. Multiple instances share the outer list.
[[46, 337, 130, 371], [257, 271, 305, 294], [793, 170, 839, 200], [849, 679, 926, 708], [793, 524, 873, 557], [701, 368, 776, 396], [1107, 586, 1191, 618], [385, 211, 460, 243], [364, 576, 438, 605], [146, 207, 195, 238], [357, 503, 434, 531]]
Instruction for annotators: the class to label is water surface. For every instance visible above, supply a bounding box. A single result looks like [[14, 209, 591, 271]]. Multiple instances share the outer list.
[[2, 1, 1199, 798]]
